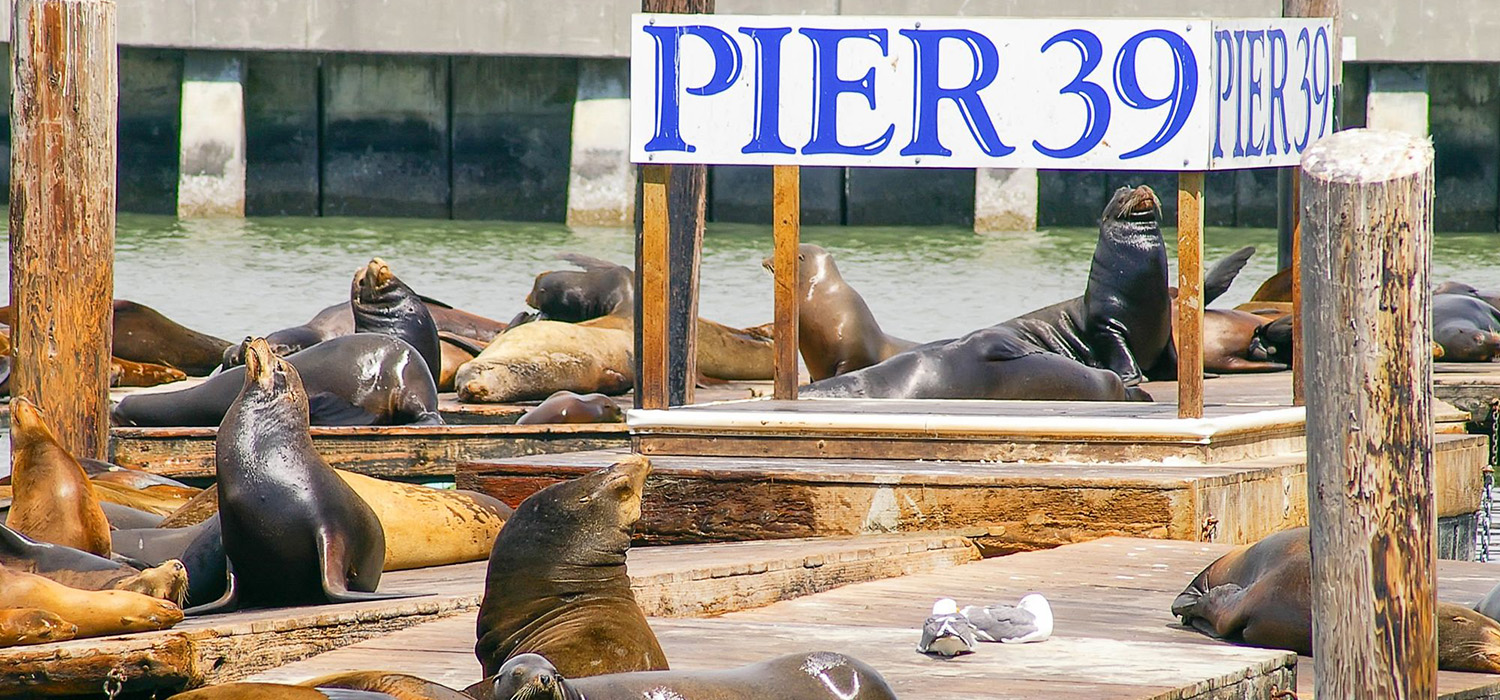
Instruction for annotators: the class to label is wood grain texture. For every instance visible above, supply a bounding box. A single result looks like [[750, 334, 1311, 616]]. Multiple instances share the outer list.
[[10, 0, 118, 461], [1292, 176, 1305, 407], [1178, 172, 1206, 419], [1283, 0, 1344, 84], [773, 165, 800, 400], [1301, 128, 1437, 700], [638, 164, 670, 409]]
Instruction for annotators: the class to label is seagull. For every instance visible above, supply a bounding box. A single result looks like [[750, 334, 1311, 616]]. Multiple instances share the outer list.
[[917, 598, 978, 656], [961, 593, 1054, 644]]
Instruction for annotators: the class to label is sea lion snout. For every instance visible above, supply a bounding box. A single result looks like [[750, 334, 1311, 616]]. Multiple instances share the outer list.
[[9, 396, 45, 434]]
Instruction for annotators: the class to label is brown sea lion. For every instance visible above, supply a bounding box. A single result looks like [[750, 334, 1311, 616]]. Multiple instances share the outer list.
[[527, 254, 635, 322], [1434, 293, 1500, 362], [111, 356, 189, 387], [437, 334, 479, 392], [516, 391, 624, 425], [194, 338, 393, 613], [472, 652, 899, 700], [168, 684, 335, 699], [302, 672, 472, 699], [1169, 299, 1287, 373], [1, 522, 188, 604], [6, 398, 113, 557], [113, 516, 227, 609], [90, 479, 200, 517], [2, 302, 230, 378], [0, 562, 183, 639], [1173, 526, 1500, 672], [475, 455, 667, 678], [584, 313, 775, 382], [0, 608, 76, 648], [765, 243, 915, 381], [353, 257, 442, 383], [456, 320, 634, 403], [1250, 267, 1293, 303]]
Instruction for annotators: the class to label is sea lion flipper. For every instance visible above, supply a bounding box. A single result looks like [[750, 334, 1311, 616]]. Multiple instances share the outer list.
[[316, 532, 414, 604], [1088, 320, 1144, 385], [416, 293, 455, 310], [306, 393, 379, 427], [1203, 246, 1255, 305], [184, 562, 239, 615]]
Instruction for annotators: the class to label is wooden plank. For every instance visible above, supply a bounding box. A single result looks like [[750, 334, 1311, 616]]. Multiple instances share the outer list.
[[10, 0, 118, 460], [772, 164, 800, 401], [1302, 130, 1436, 698], [638, 163, 671, 409], [1177, 171, 1206, 419]]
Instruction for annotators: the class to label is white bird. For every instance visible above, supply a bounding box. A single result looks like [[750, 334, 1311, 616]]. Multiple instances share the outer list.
[[961, 593, 1053, 644], [917, 598, 978, 656]]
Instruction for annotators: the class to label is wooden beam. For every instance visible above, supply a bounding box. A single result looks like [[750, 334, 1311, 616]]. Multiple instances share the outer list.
[[638, 165, 671, 410], [1176, 172, 1206, 419], [10, 0, 118, 461], [1302, 129, 1435, 699], [773, 165, 801, 400], [1291, 173, 1305, 407]]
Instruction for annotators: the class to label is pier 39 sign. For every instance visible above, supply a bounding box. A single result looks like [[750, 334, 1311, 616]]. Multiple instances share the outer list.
[[630, 15, 1334, 171]]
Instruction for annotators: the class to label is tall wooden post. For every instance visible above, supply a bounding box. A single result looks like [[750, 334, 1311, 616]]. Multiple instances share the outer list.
[[1176, 173, 1205, 419], [10, 0, 118, 461], [1302, 129, 1435, 700], [634, 0, 713, 410], [772, 166, 801, 400]]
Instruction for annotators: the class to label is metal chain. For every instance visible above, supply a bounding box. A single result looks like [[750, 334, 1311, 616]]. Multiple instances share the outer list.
[[1480, 399, 1499, 563], [1270, 684, 1300, 699], [102, 666, 127, 700]]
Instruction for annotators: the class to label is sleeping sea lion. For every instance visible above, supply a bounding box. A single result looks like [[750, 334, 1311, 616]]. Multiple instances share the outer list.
[[111, 516, 227, 608], [1433, 293, 1500, 362], [1435, 281, 1500, 311], [516, 391, 624, 425], [302, 672, 472, 699], [764, 244, 915, 381], [6, 398, 113, 557], [353, 258, 442, 383], [1, 522, 188, 604], [475, 456, 668, 677], [456, 320, 634, 403], [0, 562, 183, 640], [472, 652, 899, 700], [0, 608, 77, 648]]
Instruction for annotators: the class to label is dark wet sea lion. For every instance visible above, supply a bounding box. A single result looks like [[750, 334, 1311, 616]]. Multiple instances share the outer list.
[[765, 243, 915, 381], [802, 325, 1151, 401], [0, 561, 183, 640], [114, 334, 442, 427], [6, 398, 113, 557], [353, 257, 442, 383], [1000, 186, 1175, 385], [302, 672, 472, 700], [4, 302, 227, 378], [1173, 526, 1500, 672], [1435, 281, 1500, 311], [194, 338, 391, 613], [1434, 293, 1500, 362], [475, 455, 667, 678], [112, 516, 227, 608], [0, 607, 76, 647], [527, 254, 635, 323], [1, 522, 188, 604], [472, 652, 899, 700], [101, 501, 167, 529], [516, 391, 624, 425]]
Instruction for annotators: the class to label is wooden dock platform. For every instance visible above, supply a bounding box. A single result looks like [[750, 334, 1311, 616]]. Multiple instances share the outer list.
[[1434, 364, 1500, 428], [0, 533, 977, 697], [252, 535, 1500, 699]]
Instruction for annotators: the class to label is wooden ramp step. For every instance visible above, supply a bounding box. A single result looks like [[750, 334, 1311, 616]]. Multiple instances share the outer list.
[[0, 533, 976, 697], [457, 433, 1487, 554]]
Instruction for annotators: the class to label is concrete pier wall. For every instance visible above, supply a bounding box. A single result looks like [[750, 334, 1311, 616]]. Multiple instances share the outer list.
[[119, 49, 183, 215], [245, 53, 321, 216], [456, 57, 577, 222], [177, 53, 246, 218]]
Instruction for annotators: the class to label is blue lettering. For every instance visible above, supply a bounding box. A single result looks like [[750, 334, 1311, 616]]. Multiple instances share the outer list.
[[1244, 30, 1266, 157], [1114, 29, 1199, 160], [800, 28, 895, 157], [1232, 30, 1246, 157], [1212, 30, 1234, 159], [1267, 30, 1289, 155], [1032, 29, 1110, 160], [1296, 28, 1312, 150], [898, 28, 1013, 158], [642, 24, 745, 153], [740, 27, 794, 155]]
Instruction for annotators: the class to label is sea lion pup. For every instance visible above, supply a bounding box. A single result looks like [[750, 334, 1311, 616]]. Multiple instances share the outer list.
[[193, 338, 393, 613], [353, 258, 442, 383], [1001, 185, 1175, 385], [114, 334, 442, 427], [471, 652, 899, 700], [6, 398, 112, 557], [1173, 526, 1500, 673], [1433, 293, 1500, 362], [763, 243, 915, 381], [0, 608, 77, 648], [1, 522, 188, 604], [0, 561, 183, 640], [516, 391, 624, 425], [301, 672, 472, 700], [527, 253, 635, 323], [801, 324, 1150, 401], [475, 455, 668, 677]]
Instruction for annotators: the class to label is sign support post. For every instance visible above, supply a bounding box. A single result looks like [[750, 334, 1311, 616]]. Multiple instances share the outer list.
[[773, 165, 801, 401], [1177, 172, 1206, 419]]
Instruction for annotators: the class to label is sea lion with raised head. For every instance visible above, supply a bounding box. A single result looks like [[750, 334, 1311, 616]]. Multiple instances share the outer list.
[[475, 455, 667, 677], [114, 334, 442, 427], [6, 398, 113, 557], [1173, 526, 1500, 672], [527, 254, 635, 323], [1, 522, 188, 604], [1433, 293, 1500, 362], [471, 652, 899, 700], [353, 258, 442, 383], [0, 608, 77, 648], [764, 244, 915, 381], [193, 338, 393, 613], [0, 561, 183, 640], [516, 391, 624, 425]]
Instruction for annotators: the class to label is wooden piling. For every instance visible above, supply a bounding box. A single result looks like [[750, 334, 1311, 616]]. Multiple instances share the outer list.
[[1177, 173, 1205, 419], [9, 0, 118, 460], [773, 166, 800, 400], [1301, 129, 1435, 699]]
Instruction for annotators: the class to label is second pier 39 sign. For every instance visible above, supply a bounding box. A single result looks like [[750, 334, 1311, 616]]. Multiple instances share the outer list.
[[630, 15, 1334, 170]]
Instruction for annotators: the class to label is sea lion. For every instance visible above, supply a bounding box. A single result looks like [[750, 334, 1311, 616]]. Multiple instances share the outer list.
[[195, 338, 392, 612], [1001, 185, 1175, 385], [114, 334, 442, 427], [111, 356, 189, 387], [1250, 267, 1293, 303], [437, 334, 479, 392], [1433, 293, 1500, 362], [1173, 526, 1500, 672], [100, 501, 168, 530], [516, 391, 624, 425], [2, 302, 229, 378], [112, 516, 227, 608], [456, 320, 634, 403], [1173, 303, 1288, 373], [2, 522, 189, 604], [0, 561, 183, 639], [167, 684, 349, 699], [6, 398, 113, 557], [763, 244, 915, 381], [0, 608, 77, 648], [90, 466, 194, 491], [584, 313, 776, 382], [301, 672, 472, 700], [472, 652, 899, 700], [353, 258, 442, 383], [527, 254, 635, 322], [220, 298, 507, 370], [1435, 281, 1500, 311], [91, 480, 200, 516], [801, 325, 1151, 401], [475, 455, 667, 677]]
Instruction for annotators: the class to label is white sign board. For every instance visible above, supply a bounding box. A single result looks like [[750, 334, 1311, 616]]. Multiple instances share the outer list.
[[629, 15, 1334, 170]]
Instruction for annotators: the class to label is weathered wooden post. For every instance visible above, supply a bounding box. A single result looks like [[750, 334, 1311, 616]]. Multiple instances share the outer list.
[[1177, 172, 1205, 419], [1302, 129, 1435, 699], [10, 0, 118, 461], [772, 166, 800, 400], [634, 0, 713, 410]]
